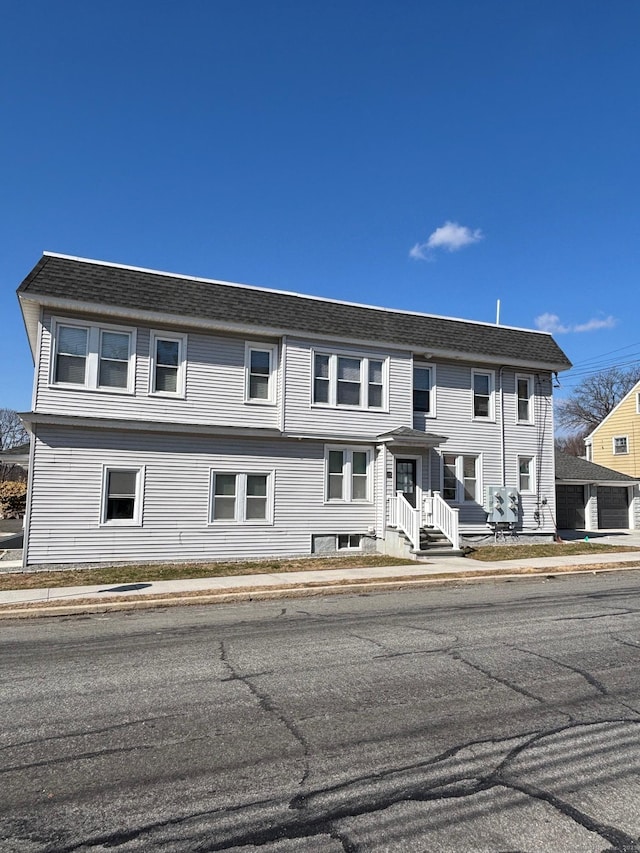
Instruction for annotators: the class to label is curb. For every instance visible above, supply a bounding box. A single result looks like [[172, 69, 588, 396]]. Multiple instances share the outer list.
[[1, 563, 639, 619]]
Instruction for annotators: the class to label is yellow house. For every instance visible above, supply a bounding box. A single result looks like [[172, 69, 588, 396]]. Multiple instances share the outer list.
[[585, 380, 640, 477]]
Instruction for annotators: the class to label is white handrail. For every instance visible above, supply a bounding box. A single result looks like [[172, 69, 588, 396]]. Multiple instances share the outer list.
[[391, 491, 421, 551], [424, 491, 460, 550]]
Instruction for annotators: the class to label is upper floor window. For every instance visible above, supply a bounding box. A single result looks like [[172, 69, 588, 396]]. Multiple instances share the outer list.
[[150, 332, 187, 397], [209, 471, 273, 524], [613, 435, 629, 455], [101, 466, 144, 526], [516, 375, 533, 423], [442, 454, 479, 503], [245, 342, 278, 404], [472, 369, 495, 420], [313, 352, 386, 409], [325, 446, 372, 502], [413, 365, 435, 414], [52, 319, 136, 393], [518, 456, 535, 493]]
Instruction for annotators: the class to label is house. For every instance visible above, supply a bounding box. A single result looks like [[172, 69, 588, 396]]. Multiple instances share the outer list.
[[0, 442, 30, 481], [555, 450, 640, 530], [584, 380, 640, 478], [16, 253, 572, 567]]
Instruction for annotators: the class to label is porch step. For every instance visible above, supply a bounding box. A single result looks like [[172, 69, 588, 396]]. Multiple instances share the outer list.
[[400, 526, 465, 558]]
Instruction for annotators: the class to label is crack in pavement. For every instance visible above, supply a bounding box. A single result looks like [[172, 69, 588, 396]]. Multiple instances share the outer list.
[[448, 650, 545, 704], [219, 640, 311, 785]]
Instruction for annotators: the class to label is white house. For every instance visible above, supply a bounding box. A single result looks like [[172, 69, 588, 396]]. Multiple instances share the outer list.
[[16, 253, 572, 567]]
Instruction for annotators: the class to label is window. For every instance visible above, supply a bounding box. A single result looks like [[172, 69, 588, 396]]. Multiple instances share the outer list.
[[516, 375, 533, 423], [325, 447, 372, 502], [518, 456, 535, 492], [337, 534, 362, 550], [101, 467, 144, 526], [613, 436, 629, 455], [52, 319, 136, 392], [150, 332, 187, 396], [472, 370, 495, 420], [210, 472, 273, 523], [245, 343, 278, 404], [313, 352, 386, 409], [413, 365, 435, 414], [441, 454, 480, 503]]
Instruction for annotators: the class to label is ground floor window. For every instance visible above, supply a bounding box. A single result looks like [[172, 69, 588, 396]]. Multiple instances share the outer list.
[[101, 467, 144, 526], [325, 446, 372, 502], [210, 471, 273, 524], [337, 533, 362, 550], [518, 456, 535, 493], [441, 454, 479, 503]]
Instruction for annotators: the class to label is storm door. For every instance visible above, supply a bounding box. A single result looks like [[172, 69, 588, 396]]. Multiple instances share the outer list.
[[395, 458, 418, 508]]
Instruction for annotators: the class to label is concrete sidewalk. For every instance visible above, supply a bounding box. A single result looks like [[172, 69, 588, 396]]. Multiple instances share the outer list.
[[2, 549, 640, 618]]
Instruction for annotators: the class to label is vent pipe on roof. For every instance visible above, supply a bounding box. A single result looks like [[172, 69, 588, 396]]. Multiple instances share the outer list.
[[496, 299, 501, 325]]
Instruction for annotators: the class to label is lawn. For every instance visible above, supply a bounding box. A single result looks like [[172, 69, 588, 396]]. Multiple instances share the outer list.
[[0, 554, 414, 591], [466, 542, 640, 562]]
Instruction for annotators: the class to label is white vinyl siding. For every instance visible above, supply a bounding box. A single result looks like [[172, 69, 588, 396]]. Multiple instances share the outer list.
[[51, 318, 136, 393], [149, 331, 187, 396]]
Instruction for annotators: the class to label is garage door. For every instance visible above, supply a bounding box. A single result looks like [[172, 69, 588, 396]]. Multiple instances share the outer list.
[[598, 487, 629, 529], [556, 485, 585, 529]]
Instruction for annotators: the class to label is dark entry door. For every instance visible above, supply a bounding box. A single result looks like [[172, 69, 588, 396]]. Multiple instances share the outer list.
[[396, 459, 417, 508]]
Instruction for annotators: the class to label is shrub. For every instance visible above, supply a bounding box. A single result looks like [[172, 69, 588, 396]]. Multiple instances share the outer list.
[[0, 481, 27, 518]]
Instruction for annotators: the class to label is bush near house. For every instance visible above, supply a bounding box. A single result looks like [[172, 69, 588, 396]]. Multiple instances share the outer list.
[[0, 481, 27, 518]]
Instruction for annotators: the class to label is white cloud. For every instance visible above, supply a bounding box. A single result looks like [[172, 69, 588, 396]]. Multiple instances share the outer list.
[[410, 221, 484, 260], [535, 313, 616, 334]]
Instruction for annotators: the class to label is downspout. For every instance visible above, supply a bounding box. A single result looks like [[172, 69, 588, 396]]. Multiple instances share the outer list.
[[279, 335, 287, 434], [499, 366, 506, 486], [22, 424, 37, 570]]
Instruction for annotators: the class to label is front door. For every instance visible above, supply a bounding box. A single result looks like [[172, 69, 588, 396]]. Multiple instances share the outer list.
[[396, 458, 418, 508]]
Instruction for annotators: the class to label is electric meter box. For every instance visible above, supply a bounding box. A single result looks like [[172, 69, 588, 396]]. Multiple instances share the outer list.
[[485, 486, 519, 523]]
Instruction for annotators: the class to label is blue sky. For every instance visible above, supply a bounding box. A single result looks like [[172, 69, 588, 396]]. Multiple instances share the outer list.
[[2, 0, 639, 413]]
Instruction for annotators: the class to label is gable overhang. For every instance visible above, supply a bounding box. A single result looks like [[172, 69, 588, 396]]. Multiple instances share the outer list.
[[18, 290, 573, 375]]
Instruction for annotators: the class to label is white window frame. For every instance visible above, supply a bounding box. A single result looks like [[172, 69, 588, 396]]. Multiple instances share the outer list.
[[440, 453, 481, 504], [149, 331, 187, 397], [413, 363, 436, 417], [471, 369, 495, 421], [515, 374, 534, 424], [50, 318, 136, 394], [324, 446, 373, 503], [244, 342, 278, 405], [636, 392, 640, 414], [312, 350, 388, 410], [100, 465, 145, 527], [208, 471, 275, 525], [518, 455, 536, 494], [613, 435, 629, 455]]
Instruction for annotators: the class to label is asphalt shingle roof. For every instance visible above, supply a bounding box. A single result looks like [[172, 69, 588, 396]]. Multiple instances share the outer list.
[[555, 450, 638, 483], [18, 254, 572, 369]]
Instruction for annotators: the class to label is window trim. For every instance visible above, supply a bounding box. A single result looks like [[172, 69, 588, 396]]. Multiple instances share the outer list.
[[613, 435, 629, 456], [311, 349, 388, 411], [50, 317, 136, 394], [324, 445, 374, 503], [208, 470, 275, 525], [244, 342, 278, 405], [518, 455, 536, 494], [515, 374, 534, 424], [149, 331, 187, 398], [636, 392, 640, 414], [440, 453, 481, 504], [471, 369, 495, 421], [413, 363, 436, 417], [100, 465, 145, 527]]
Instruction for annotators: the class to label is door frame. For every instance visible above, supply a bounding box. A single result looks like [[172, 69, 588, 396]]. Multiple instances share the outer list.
[[394, 455, 423, 509]]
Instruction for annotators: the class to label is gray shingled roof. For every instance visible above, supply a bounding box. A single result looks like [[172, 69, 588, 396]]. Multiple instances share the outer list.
[[555, 450, 638, 483], [18, 254, 572, 369]]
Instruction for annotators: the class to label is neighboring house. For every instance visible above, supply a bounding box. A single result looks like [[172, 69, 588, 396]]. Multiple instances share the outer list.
[[0, 442, 30, 481], [555, 450, 640, 530], [584, 380, 640, 478], [16, 253, 572, 567]]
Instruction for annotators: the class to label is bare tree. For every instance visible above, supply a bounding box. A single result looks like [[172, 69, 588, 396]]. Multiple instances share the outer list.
[[556, 366, 640, 435], [0, 409, 29, 483], [555, 433, 587, 457]]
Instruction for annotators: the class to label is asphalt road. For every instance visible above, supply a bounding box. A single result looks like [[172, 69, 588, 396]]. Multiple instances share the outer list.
[[2, 573, 640, 852]]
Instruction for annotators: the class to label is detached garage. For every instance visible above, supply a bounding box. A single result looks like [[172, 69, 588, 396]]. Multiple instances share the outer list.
[[555, 450, 640, 531]]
